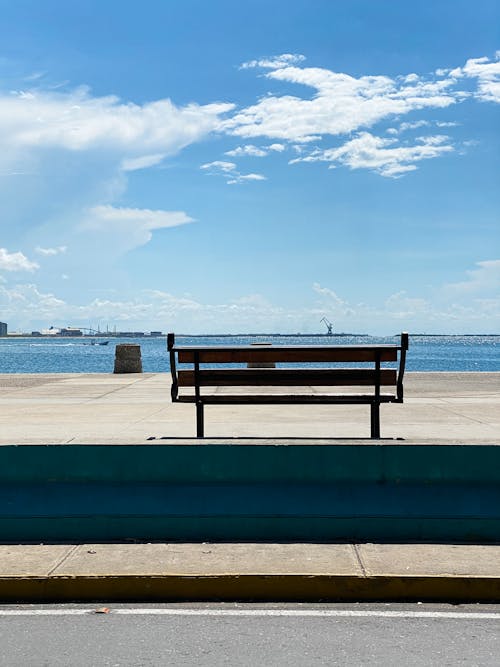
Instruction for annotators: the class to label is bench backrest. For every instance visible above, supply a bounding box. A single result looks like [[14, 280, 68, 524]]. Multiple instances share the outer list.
[[168, 333, 409, 399]]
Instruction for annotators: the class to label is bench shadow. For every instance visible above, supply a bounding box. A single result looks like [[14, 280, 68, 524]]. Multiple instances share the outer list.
[[146, 436, 406, 442]]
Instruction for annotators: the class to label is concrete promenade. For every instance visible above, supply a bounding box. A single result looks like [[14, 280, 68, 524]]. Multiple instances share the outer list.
[[0, 371, 499, 602], [0, 371, 498, 444]]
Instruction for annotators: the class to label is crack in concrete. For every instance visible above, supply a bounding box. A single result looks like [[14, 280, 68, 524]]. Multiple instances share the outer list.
[[46, 544, 79, 576], [352, 544, 367, 577]]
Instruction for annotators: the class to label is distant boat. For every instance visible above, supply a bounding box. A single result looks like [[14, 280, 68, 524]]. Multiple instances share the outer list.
[[84, 340, 110, 346]]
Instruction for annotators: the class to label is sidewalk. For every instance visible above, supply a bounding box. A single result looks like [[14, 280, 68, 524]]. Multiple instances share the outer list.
[[0, 372, 499, 443], [1, 542, 499, 602]]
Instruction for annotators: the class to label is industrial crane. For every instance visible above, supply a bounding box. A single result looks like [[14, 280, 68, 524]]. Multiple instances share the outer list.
[[320, 317, 333, 335]]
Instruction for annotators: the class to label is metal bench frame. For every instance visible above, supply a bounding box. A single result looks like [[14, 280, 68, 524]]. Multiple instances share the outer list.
[[168, 333, 409, 439]]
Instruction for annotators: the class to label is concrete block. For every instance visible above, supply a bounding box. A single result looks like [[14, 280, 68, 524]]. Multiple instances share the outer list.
[[358, 543, 500, 577], [53, 543, 361, 576], [0, 545, 75, 576]]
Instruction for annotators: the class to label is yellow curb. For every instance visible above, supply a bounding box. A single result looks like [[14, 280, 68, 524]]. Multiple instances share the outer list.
[[1, 575, 500, 602]]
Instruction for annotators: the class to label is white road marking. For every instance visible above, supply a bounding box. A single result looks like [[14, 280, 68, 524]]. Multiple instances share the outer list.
[[0, 609, 499, 620]]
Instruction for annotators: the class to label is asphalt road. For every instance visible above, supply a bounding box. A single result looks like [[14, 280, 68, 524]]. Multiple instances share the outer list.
[[0, 603, 499, 666]]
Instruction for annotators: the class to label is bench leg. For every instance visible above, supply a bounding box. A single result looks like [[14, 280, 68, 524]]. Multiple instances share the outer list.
[[370, 402, 380, 439], [196, 401, 204, 438]]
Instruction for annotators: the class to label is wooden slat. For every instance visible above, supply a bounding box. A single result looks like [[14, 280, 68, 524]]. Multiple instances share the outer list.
[[177, 346, 398, 363], [177, 393, 398, 404], [177, 368, 397, 387]]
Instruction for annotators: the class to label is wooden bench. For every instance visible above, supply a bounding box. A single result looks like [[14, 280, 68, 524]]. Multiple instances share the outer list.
[[167, 333, 409, 439]]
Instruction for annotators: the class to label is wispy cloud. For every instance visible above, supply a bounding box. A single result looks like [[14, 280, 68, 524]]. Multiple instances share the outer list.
[[200, 160, 266, 184], [313, 260, 500, 331], [291, 132, 453, 177], [225, 143, 287, 158], [2, 258, 499, 333], [219, 52, 499, 177], [0, 248, 39, 272], [0, 85, 233, 258], [84, 205, 193, 248], [240, 53, 306, 70], [450, 53, 500, 103], [225, 55, 458, 145], [388, 120, 431, 134], [225, 144, 268, 157], [312, 283, 355, 316], [1, 87, 233, 159], [35, 245, 67, 256], [443, 259, 500, 295]]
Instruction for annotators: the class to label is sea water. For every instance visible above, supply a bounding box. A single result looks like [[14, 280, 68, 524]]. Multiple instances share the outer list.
[[0, 335, 498, 373]]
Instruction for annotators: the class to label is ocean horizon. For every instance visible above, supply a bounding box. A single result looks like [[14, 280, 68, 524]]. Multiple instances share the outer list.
[[0, 334, 498, 374]]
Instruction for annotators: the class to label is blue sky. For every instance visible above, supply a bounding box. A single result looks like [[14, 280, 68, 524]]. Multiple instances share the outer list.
[[0, 0, 498, 334]]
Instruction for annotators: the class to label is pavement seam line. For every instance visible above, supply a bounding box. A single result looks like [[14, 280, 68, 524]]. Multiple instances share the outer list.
[[82, 375, 155, 402], [430, 402, 491, 426], [352, 544, 367, 577], [46, 544, 79, 576]]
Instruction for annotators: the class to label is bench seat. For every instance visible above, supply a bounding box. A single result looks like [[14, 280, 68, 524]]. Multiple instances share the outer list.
[[176, 393, 399, 404]]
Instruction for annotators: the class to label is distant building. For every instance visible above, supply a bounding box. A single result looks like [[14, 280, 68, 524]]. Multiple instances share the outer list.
[[31, 331, 42, 337], [59, 327, 83, 336], [0, 322, 7, 337]]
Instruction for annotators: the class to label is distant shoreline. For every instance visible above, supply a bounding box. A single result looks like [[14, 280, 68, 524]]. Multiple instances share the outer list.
[[1, 333, 498, 339]]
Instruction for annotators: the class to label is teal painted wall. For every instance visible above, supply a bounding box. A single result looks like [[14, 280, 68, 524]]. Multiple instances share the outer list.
[[2, 444, 500, 482], [1, 445, 499, 541]]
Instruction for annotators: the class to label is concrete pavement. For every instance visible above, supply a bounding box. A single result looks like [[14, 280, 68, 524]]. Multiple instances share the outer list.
[[0, 371, 498, 443]]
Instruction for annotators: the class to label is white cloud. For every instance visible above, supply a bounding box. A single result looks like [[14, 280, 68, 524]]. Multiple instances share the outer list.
[[0, 248, 39, 272], [0, 283, 65, 317], [227, 173, 266, 184], [385, 291, 430, 318], [0, 85, 233, 261], [240, 53, 306, 70], [35, 245, 67, 256], [268, 143, 285, 152], [290, 132, 453, 177], [388, 120, 459, 135], [0, 87, 233, 158], [200, 160, 266, 184], [397, 120, 431, 132], [121, 154, 166, 171], [312, 267, 500, 332], [225, 144, 268, 157], [2, 260, 499, 333], [226, 58, 458, 145], [450, 54, 500, 103], [312, 283, 355, 316], [443, 259, 500, 295], [217, 53, 500, 177], [312, 282, 345, 305], [200, 160, 237, 172], [84, 205, 193, 247]]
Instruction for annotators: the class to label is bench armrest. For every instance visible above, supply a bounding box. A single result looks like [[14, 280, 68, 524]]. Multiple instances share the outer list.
[[167, 333, 179, 400], [397, 332, 409, 401]]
